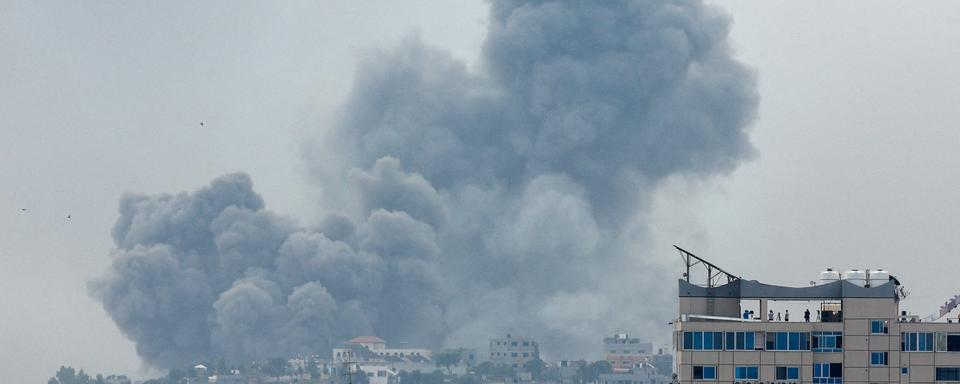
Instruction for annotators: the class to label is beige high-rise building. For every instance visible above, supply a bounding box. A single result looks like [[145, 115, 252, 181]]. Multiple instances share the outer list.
[[673, 248, 960, 384]]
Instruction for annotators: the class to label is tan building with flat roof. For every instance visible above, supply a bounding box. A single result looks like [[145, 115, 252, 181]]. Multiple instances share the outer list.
[[673, 247, 960, 384]]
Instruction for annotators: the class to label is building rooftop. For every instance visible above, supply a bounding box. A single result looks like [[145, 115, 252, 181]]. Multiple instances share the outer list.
[[348, 336, 386, 344], [678, 278, 897, 300]]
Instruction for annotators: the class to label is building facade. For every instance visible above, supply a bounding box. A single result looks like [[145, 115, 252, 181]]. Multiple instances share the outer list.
[[332, 336, 430, 384], [675, 272, 960, 384], [652, 349, 674, 377], [599, 364, 672, 384], [490, 334, 540, 368], [605, 333, 655, 373]]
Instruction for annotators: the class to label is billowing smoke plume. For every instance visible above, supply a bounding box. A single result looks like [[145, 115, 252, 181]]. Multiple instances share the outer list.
[[91, 0, 757, 368]]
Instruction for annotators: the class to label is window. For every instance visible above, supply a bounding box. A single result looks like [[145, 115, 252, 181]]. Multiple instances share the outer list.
[[522, 353, 529, 357], [693, 366, 716, 380], [871, 320, 889, 334], [939, 333, 960, 351], [723, 331, 757, 350], [902, 332, 934, 351], [812, 332, 843, 352], [937, 367, 960, 381], [776, 367, 800, 381], [511, 342, 518, 346], [870, 352, 888, 366], [511, 353, 517, 357], [682, 332, 723, 350], [734, 366, 758, 381], [813, 363, 842, 384], [522, 341, 529, 346], [766, 332, 810, 351], [377, 371, 386, 377], [902, 367, 908, 375]]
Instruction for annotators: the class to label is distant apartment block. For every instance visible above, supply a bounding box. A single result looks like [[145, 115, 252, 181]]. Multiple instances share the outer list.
[[604, 333, 654, 372], [599, 363, 671, 384], [489, 334, 540, 368], [651, 349, 674, 377]]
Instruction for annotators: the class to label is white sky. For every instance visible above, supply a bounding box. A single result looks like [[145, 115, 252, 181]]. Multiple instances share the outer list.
[[2, 1, 960, 382]]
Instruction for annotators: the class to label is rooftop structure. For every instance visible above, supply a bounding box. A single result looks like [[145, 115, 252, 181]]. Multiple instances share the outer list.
[[334, 336, 432, 364], [673, 246, 960, 384]]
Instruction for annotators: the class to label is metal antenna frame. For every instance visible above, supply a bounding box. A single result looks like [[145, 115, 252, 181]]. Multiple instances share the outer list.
[[674, 245, 740, 288]]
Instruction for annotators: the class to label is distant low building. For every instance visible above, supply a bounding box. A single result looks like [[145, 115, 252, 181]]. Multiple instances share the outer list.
[[650, 349, 673, 377], [489, 334, 540, 368], [332, 336, 433, 384], [554, 360, 587, 383], [207, 373, 244, 384], [603, 333, 653, 373], [598, 363, 670, 384], [335, 336, 432, 362]]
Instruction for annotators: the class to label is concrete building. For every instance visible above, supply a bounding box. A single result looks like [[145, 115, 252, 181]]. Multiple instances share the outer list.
[[651, 349, 674, 377], [207, 374, 244, 384], [604, 333, 654, 373], [599, 364, 671, 384], [555, 360, 587, 383], [339, 336, 432, 360], [490, 334, 540, 368], [332, 336, 434, 384], [673, 249, 960, 384]]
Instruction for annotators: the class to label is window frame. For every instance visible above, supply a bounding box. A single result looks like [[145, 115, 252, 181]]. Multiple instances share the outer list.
[[766, 332, 811, 351], [812, 331, 843, 352], [776, 366, 800, 381], [813, 363, 843, 384], [682, 331, 724, 351], [870, 320, 889, 334], [693, 365, 716, 381], [734, 366, 759, 381], [937, 367, 960, 381], [870, 352, 888, 366], [902, 332, 934, 352]]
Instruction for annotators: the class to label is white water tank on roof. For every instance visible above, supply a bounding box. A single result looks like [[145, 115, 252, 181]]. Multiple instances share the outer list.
[[820, 269, 841, 285], [844, 269, 867, 287], [869, 269, 890, 287]]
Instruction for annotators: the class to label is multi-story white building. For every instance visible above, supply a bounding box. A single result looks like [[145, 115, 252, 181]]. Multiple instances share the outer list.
[[331, 336, 432, 384], [673, 247, 960, 384], [333, 336, 432, 364], [604, 333, 654, 373], [490, 334, 540, 368]]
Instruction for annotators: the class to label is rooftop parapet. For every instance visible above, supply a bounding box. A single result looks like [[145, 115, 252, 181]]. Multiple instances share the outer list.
[[678, 278, 896, 300]]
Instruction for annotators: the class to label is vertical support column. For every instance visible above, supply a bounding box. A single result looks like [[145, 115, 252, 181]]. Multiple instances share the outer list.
[[760, 299, 769, 323]]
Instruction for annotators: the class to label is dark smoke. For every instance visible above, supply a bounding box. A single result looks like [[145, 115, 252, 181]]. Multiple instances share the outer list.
[[91, 0, 757, 368]]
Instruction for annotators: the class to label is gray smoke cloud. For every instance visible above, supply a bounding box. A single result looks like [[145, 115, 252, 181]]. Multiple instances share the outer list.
[[91, 0, 757, 368]]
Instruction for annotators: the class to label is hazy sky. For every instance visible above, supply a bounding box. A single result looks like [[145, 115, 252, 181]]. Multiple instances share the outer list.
[[3, 1, 960, 382]]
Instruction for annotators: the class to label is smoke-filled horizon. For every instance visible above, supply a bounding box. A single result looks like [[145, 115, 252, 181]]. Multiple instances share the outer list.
[[91, 0, 757, 368]]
